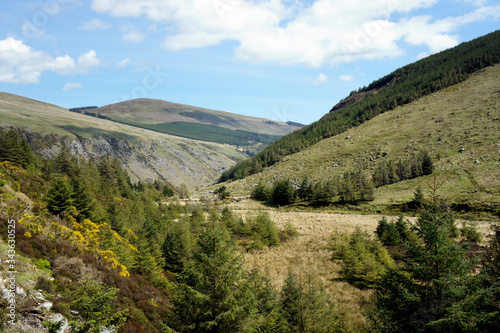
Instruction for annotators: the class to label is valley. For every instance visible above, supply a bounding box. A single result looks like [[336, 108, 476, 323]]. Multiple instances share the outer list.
[[0, 29, 499, 333]]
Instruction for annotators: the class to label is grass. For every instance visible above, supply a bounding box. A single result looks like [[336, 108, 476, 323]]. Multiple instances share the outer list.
[[0, 92, 248, 189], [94, 97, 302, 135], [223, 198, 495, 329], [230, 200, 386, 327], [218, 65, 500, 217]]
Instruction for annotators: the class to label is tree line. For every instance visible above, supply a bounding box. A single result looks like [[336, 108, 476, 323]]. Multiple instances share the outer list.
[[252, 171, 374, 206]]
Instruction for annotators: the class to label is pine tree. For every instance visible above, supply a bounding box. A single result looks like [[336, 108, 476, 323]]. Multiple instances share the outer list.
[[0, 129, 34, 168], [369, 199, 474, 332], [272, 179, 296, 206], [172, 220, 254, 332], [162, 222, 193, 274], [54, 148, 75, 176], [70, 174, 93, 220], [420, 150, 434, 175], [46, 178, 73, 215], [252, 181, 272, 202], [280, 271, 344, 333]]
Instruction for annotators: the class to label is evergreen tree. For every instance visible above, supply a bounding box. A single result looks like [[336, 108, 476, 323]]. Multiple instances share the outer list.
[[298, 177, 313, 201], [68, 280, 126, 333], [280, 271, 344, 333], [106, 199, 125, 234], [245, 271, 288, 333], [214, 185, 231, 201], [142, 215, 165, 271], [54, 148, 75, 176], [46, 178, 73, 215], [413, 185, 425, 208], [272, 179, 296, 206], [0, 129, 34, 168], [252, 181, 272, 202], [369, 199, 474, 332], [251, 212, 280, 247], [420, 150, 434, 175], [172, 220, 254, 332], [162, 221, 193, 274], [70, 174, 93, 220], [375, 217, 390, 239]]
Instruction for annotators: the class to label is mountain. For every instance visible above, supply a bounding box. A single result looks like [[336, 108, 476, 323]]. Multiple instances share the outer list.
[[219, 63, 500, 216], [220, 30, 500, 182], [83, 98, 303, 148], [0, 92, 250, 190]]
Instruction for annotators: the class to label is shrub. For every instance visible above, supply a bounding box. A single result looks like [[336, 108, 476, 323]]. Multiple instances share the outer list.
[[36, 258, 51, 270], [35, 276, 54, 293], [53, 256, 101, 282], [331, 227, 395, 288], [250, 212, 280, 247], [251, 181, 272, 202], [461, 220, 482, 243]]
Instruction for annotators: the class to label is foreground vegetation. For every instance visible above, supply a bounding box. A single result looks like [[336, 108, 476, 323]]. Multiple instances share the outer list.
[[1, 129, 499, 332]]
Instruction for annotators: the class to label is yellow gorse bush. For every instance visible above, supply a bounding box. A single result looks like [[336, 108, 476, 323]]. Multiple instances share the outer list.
[[25, 215, 137, 277]]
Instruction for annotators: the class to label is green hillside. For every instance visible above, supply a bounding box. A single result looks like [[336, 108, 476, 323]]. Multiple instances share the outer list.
[[90, 98, 302, 147], [0, 92, 247, 189], [219, 63, 500, 217], [220, 30, 500, 182]]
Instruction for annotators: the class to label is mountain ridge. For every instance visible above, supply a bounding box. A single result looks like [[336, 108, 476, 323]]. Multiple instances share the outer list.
[[91, 98, 303, 147], [0, 91, 249, 189], [218, 64, 500, 216]]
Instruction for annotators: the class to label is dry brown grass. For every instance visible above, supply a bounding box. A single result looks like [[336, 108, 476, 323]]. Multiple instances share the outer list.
[[233, 203, 384, 327], [229, 198, 495, 328]]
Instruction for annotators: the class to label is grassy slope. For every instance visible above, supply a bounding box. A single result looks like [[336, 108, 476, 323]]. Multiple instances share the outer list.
[[0, 92, 247, 189], [94, 98, 303, 135], [220, 65, 500, 215], [219, 30, 500, 182]]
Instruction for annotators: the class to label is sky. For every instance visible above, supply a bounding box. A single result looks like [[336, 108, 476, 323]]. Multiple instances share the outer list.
[[0, 0, 499, 125]]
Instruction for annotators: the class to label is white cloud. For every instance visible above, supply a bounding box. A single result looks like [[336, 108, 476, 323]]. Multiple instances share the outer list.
[[90, 0, 500, 66], [0, 38, 101, 84], [116, 58, 130, 68], [79, 19, 112, 31], [338, 74, 354, 82], [313, 73, 328, 85], [416, 52, 429, 60], [121, 25, 146, 42], [62, 82, 82, 91], [123, 31, 146, 42], [460, 0, 487, 6]]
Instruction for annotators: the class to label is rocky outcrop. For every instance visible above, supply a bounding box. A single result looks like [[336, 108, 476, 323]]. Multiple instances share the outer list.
[[14, 128, 245, 190]]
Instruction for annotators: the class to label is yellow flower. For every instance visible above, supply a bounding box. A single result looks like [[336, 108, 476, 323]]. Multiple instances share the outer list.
[[24, 231, 32, 238]]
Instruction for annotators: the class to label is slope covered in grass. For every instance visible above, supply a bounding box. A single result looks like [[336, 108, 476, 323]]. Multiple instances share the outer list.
[[220, 30, 500, 182], [220, 64, 500, 217], [0, 92, 247, 189]]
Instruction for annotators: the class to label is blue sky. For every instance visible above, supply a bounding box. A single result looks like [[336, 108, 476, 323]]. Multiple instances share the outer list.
[[0, 0, 498, 125]]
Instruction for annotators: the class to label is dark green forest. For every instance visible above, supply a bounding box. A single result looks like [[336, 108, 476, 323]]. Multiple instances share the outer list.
[[219, 30, 500, 182], [108, 120, 282, 147]]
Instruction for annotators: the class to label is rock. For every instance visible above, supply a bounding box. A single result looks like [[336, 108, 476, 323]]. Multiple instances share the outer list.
[[46, 313, 69, 333], [16, 286, 27, 298], [37, 300, 53, 311]]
